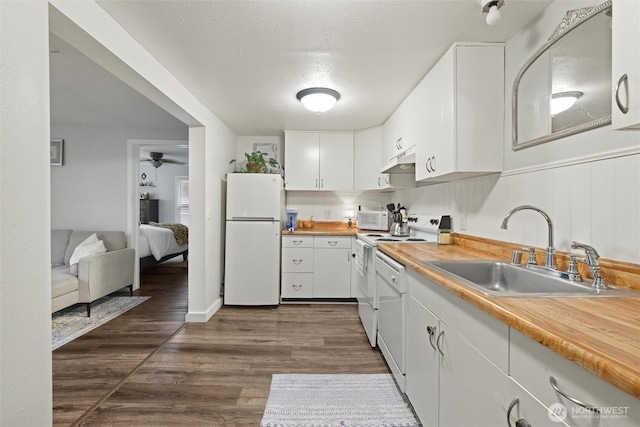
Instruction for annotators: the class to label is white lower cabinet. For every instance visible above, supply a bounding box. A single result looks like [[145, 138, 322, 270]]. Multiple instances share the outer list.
[[438, 320, 513, 427], [510, 329, 640, 427], [281, 273, 313, 298], [281, 235, 353, 299], [406, 295, 440, 425], [406, 269, 572, 427]]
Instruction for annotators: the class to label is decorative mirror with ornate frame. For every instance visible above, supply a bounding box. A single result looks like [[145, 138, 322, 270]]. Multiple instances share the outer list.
[[512, 1, 612, 150]]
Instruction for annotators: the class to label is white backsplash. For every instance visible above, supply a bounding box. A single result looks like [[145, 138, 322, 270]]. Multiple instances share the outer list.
[[286, 191, 393, 223], [393, 153, 640, 264]]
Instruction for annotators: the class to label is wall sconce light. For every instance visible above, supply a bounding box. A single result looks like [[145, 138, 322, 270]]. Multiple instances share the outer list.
[[479, 0, 505, 26], [551, 91, 583, 115], [345, 209, 355, 229], [296, 87, 340, 113]]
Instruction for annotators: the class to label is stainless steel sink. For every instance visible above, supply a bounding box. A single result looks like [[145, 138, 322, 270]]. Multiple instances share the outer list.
[[422, 260, 637, 297]]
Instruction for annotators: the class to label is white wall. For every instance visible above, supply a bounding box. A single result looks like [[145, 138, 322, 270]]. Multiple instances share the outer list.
[[51, 125, 187, 230], [286, 191, 393, 224], [0, 1, 53, 425], [394, 0, 640, 264]]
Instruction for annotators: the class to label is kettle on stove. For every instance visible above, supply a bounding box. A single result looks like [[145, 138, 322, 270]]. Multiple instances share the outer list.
[[390, 205, 409, 236]]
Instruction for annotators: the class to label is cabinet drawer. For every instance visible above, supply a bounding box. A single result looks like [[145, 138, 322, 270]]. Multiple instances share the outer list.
[[281, 248, 313, 272], [313, 236, 351, 249], [282, 236, 313, 248], [281, 273, 313, 298], [510, 329, 640, 427]]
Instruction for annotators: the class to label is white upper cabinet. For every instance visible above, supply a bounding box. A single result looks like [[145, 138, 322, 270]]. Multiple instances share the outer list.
[[382, 100, 412, 165], [319, 133, 354, 191], [612, 0, 640, 129], [415, 43, 505, 183], [284, 131, 354, 191], [354, 127, 415, 190]]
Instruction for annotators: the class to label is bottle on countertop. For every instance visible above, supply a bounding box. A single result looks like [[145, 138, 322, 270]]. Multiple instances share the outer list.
[[438, 215, 452, 245]]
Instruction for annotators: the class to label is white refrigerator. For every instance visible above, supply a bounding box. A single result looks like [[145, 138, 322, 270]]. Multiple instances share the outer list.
[[224, 173, 284, 305]]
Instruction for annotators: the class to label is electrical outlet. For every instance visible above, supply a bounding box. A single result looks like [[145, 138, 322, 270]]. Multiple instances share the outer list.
[[325, 209, 332, 219], [460, 213, 467, 231]]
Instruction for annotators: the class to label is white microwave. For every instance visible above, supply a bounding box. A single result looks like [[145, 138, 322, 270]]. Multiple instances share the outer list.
[[357, 210, 392, 231]]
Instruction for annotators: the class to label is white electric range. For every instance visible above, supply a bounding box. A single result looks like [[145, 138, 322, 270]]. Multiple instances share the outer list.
[[354, 214, 447, 347]]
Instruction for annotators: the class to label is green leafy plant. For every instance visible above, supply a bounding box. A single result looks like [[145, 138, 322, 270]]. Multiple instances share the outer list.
[[244, 151, 280, 173]]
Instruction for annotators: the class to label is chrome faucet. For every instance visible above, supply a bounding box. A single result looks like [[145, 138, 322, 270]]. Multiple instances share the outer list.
[[501, 205, 556, 271], [571, 241, 606, 290]]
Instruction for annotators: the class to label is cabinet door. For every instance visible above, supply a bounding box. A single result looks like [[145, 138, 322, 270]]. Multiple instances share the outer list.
[[426, 46, 456, 180], [438, 321, 512, 427], [319, 133, 353, 191], [354, 127, 384, 190], [612, 0, 640, 129], [382, 101, 411, 164], [406, 295, 440, 426], [313, 248, 351, 298], [455, 45, 504, 174], [284, 131, 320, 190]]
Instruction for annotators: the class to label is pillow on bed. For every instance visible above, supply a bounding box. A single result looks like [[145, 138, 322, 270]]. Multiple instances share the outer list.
[[69, 234, 107, 275]]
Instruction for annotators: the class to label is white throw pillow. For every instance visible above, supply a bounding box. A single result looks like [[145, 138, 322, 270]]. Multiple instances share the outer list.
[[69, 234, 107, 274]]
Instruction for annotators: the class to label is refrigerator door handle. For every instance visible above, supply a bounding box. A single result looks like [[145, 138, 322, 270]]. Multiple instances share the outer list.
[[229, 217, 277, 222]]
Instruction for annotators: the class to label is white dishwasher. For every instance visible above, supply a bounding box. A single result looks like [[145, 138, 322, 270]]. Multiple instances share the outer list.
[[375, 250, 407, 392]]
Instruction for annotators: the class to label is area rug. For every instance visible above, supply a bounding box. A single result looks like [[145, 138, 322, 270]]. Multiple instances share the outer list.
[[260, 373, 421, 427], [52, 296, 149, 350]]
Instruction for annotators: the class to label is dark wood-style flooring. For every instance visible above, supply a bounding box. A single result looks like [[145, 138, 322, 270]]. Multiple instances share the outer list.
[[52, 260, 389, 426]]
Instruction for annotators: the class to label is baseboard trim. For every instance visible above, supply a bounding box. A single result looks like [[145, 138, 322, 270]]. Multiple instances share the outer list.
[[185, 297, 222, 323]]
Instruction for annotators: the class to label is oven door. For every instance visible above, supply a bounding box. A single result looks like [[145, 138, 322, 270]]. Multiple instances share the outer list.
[[355, 239, 376, 347]]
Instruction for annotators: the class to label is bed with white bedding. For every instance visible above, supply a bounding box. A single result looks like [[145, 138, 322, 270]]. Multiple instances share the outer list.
[[139, 223, 188, 269]]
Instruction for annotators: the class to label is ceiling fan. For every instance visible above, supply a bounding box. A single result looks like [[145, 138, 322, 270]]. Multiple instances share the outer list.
[[141, 152, 185, 169]]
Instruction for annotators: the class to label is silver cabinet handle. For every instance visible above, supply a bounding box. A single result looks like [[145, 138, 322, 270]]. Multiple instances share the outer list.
[[315, 178, 318, 188], [320, 178, 324, 188], [378, 176, 381, 187], [430, 156, 436, 172], [292, 259, 303, 265], [615, 73, 629, 114], [506, 397, 518, 427], [436, 330, 445, 356], [292, 284, 302, 291], [328, 241, 338, 246], [427, 326, 437, 351], [426, 157, 432, 173], [385, 175, 390, 185], [293, 240, 303, 245], [506, 397, 533, 427], [549, 376, 600, 413], [390, 274, 397, 283]]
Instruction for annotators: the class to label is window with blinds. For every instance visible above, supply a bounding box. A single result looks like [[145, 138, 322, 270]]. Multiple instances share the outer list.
[[175, 177, 189, 226]]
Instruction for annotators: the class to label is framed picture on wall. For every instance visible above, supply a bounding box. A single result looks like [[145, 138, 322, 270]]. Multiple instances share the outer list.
[[50, 139, 64, 166], [253, 143, 277, 161]]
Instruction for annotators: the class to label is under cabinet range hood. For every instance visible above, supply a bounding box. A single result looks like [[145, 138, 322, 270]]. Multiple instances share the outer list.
[[380, 146, 416, 174]]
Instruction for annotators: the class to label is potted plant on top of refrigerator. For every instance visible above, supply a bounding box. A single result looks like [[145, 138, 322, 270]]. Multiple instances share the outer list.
[[243, 151, 281, 173]]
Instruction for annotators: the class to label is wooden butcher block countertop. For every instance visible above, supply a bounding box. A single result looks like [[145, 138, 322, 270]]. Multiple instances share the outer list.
[[282, 221, 357, 236], [377, 237, 640, 399]]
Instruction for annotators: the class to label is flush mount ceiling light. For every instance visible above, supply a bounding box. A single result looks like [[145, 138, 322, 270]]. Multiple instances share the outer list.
[[479, 0, 505, 26], [551, 91, 583, 115], [296, 87, 340, 113]]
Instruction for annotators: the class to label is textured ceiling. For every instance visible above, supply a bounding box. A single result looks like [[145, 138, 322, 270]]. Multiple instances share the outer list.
[[53, 0, 554, 136]]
